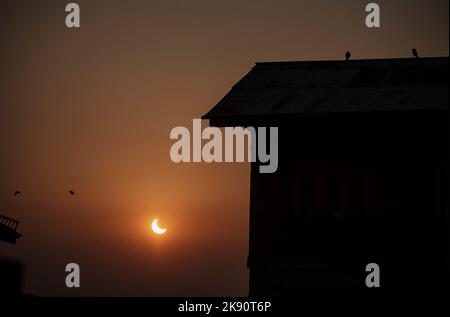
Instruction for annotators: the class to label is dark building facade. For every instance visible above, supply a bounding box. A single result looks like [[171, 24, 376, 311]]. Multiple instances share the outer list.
[[204, 57, 449, 294]]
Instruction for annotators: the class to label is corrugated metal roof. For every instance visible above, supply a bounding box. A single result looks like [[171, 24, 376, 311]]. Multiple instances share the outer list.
[[203, 57, 448, 119]]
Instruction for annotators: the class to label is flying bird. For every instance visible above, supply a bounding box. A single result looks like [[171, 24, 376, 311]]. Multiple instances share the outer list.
[[345, 51, 351, 61], [412, 48, 419, 58], [68, 190, 75, 195], [13, 191, 21, 196]]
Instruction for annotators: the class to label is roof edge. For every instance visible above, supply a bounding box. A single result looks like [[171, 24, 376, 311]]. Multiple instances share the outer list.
[[254, 56, 449, 65]]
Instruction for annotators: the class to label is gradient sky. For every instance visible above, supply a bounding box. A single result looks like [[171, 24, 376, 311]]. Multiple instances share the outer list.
[[0, 0, 448, 296]]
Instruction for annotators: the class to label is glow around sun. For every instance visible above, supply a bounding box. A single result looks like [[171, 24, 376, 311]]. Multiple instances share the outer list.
[[151, 218, 167, 235]]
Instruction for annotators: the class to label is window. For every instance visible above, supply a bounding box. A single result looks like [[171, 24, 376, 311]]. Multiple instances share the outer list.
[[294, 171, 316, 217], [293, 167, 373, 218], [349, 172, 368, 216], [320, 172, 342, 216]]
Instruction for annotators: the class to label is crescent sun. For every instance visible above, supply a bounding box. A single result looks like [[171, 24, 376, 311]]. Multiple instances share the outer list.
[[151, 219, 167, 235]]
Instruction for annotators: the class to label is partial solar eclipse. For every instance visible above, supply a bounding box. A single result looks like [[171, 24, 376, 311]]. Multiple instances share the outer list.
[[151, 219, 167, 235]]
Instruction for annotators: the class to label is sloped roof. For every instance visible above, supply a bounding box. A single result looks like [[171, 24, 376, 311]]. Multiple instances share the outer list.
[[203, 57, 448, 120]]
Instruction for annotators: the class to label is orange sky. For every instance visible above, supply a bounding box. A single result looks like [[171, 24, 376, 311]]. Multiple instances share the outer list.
[[0, 0, 448, 296]]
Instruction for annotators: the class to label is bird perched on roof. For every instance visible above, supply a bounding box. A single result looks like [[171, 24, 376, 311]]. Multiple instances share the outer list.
[[345, 51, 351, 61], [412, 48, 419, 58], [13, 191, 21, 196], [68, 190, 75, 195]]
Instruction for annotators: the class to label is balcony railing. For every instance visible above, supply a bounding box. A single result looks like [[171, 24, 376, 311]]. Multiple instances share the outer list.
[[0, 214, 19, 230]]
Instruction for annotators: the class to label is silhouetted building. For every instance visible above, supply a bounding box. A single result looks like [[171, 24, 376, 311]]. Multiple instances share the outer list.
[[0, 259, 24, 295], [0, 214, 21, 244], [0, 214, 23, 295], [203, 57, 449, 294]]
